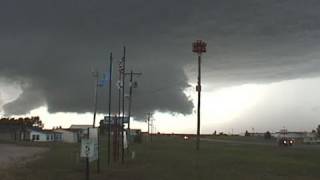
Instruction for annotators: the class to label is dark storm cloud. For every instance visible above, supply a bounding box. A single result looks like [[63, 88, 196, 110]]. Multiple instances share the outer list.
[[1, 0, 320, 117]]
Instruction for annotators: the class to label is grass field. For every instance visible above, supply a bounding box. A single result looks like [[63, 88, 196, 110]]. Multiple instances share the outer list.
[[1, 135, 320, 180]]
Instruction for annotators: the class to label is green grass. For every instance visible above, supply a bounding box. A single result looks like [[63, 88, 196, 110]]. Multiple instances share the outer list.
[[1, 136, 320, 180]]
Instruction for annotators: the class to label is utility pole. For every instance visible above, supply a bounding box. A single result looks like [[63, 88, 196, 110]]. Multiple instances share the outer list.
[[150, 117, 154, 142], [92, 71, 99, 128], [146, 112, 152, 142], [91, 70, 100, 172], [116, 51, 123, 162], [147, 113, 150, 135], [192, 40, 207, 151], [121, 46, 126, 164], [125, 71, 142, 130], [107, 52, 113, 166]]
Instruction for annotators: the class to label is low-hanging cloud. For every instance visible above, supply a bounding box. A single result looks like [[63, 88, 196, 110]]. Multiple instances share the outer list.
[[1, 0, 320, 118]]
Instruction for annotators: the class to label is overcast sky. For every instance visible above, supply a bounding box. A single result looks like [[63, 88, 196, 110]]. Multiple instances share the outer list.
[[1, 0, 320, 133]]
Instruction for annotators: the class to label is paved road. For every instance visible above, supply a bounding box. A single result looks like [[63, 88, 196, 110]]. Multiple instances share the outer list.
[[0, 143, 48, 169]]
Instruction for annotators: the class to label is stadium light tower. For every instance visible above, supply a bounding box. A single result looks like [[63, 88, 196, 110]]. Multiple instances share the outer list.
[[192, 40, 207, 150]]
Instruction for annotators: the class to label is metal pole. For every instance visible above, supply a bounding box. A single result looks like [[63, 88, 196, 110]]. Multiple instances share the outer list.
[[97, 127, 100, 173], [117, 56, 122, 162], [86, 156, 89, 180], [196, 55, 201, 150], [121, 46, 126, 164], [126, 71, 133, 154], [107, 53, 113, 166], [125, 71, 141, 147], [92, 71, 100, 172], [86, 128, 90, 180], [92, 73, 99, 128], [150, 117, 153, 143], [147, 113, 150, 142]]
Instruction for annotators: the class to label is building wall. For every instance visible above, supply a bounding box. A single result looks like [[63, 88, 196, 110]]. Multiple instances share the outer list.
[[54, 130, 78, 143], [30, 131, 53, 142]]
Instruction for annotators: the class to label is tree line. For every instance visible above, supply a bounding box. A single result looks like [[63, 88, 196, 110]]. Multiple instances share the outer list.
[[0, 116, 43, 129]]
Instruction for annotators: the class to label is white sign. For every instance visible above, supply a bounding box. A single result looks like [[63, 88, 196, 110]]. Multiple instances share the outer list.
[[80, 128, 99, 162], [81, 139, 94, 158]]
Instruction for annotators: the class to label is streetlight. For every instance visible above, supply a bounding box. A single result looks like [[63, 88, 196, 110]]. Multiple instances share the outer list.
[[192, 40, 207, 150]]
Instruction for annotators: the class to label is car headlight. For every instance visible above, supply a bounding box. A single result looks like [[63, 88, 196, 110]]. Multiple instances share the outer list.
[[284, 140, 287, 144]]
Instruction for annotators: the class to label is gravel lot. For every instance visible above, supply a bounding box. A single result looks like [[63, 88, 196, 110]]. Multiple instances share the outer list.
[[0, 143, 48, 169]]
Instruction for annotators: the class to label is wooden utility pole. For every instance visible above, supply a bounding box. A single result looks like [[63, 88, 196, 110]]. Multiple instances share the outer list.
[[121, 46, 126, 164], [107, 52, 113, 166], [125, 70, 142, 130]]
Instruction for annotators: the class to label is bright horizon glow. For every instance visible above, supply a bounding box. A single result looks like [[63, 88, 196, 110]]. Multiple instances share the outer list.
[[0, 83, 268, 134], [2, 78, 319, 134]]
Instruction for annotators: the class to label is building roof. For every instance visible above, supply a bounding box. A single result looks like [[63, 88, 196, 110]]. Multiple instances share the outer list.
[[54, 129, 75, 133], [26, 128, 62, 134], [69, 125, 92, 130]]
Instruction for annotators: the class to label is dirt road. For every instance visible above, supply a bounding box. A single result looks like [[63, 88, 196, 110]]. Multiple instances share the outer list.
[[0, 143, 48, 169]]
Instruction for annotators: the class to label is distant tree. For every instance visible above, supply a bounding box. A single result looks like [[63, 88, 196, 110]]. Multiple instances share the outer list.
[[0, 116, 43, 129], [264, 131, 272, 139], [312, 129, 316, 134], [213, 131, 217, 136], [245, 130, 250, 137]]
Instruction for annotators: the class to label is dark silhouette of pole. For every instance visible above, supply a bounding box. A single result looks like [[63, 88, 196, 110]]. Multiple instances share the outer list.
[[97, 127, 100, 173], [117, 60, 121, 162], [192, 40, 207, 151], [107, 52, 113, 166], [147, 112, 151, 142], [150, 116, 153, 142], [147, 113, 150, 135], [86, 128, 90, 180], [91, 71, 100, 172], [126, 71, 142, 130], [92, 71, 99, 128], [196, 54, 201, 150], [121, 46, 126, 164]]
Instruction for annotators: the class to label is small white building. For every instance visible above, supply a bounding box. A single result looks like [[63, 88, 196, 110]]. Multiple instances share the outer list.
[[54, 129, 78, 143], [28, 129, 62, 142], [69, 124, 93, 139]]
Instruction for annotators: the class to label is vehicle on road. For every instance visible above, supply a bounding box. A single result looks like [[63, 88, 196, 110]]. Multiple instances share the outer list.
[[278, 137, 294, 146]]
